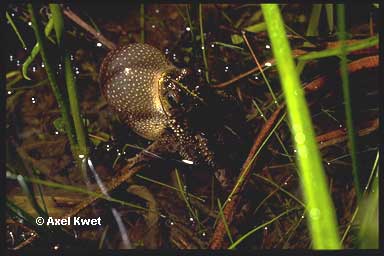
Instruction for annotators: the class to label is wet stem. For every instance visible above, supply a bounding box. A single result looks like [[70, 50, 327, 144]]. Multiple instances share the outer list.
[[336, 4, 361, 201], [28, 4, 78, 157], [29, 3, 89, 168], [199, 4, 210, 83], [50, 3, 89, 166], [261, 4, 341, 249]]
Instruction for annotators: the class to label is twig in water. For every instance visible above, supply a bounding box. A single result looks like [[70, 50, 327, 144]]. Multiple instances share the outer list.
[[63, 7, 116, 50], [209, 105, 285, 249]]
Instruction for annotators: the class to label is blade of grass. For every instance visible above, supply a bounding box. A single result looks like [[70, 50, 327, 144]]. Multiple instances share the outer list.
[[6, 199, 45, 232], [306, 4, 322, 37], [296, 4, 323, 75], [216, 6, 233, 26], [27, 4, 77, 157], [22, 18, 55, 80], [217, 199, 233, 244], [244, 22, 267, 33], [242, 31, 279, 106], [135, 174, 205, 202], [253, 174, 305, 207], [6, 73, 23, 89], [261, 4, 341, 249], [252, 100, 292, 162], [341, 150, 378, 244], [212, 41, 244, 51], [6, 11, 27, 49], [50, 4, 89, 159], [358, 172, 378, 248], [337, 4, 361, 201], [175, 5, 187, 22], [50, 4, 64, 44], [44, 17, 55, 44], [6, 171, 149, 212], [185, 4, 197, 61], [223, 110, 287, 209], [22, 43, 40, 80], [174, 169, 203, 230], [11, 78, 49, 91], [298, 35, 378, 61], [280, 209, 307, 248], [98, 225, 109, 249], [231, 22, 266, 44], [6, 198, 88, 244], [85, 12, 101, 33], [16, 174, 48, 218], [228, 207, 300, 249], [199, 4, 210, 83], [325, 4, 334, 33], [284, 24, 315, 47], [31, 167, 49, 215], [6, 70, 21, 80]]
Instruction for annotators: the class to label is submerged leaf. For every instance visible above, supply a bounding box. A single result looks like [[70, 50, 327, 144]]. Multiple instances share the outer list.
[[49, 4, 65, 45], [6, 11, 27, 49], [22, 43, 40, 80], [231, 22, 266, 44], [325, 4, 334, 33], [231, 34, 243, 45], [53, 117, 65, 133], [22, 18, 55, 80]]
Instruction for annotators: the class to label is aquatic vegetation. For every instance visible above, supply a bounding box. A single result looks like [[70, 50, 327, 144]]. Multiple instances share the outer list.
[[5, 3, 379, 251]]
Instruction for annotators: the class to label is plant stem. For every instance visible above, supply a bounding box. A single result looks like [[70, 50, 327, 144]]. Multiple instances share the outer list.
[[50, 4, 89, 159], [27, 4, 77, 155], [296, 4, 322, 75], [64, 54, 88, 155], [229, 207, 300, 249], [6, 11, 27, 49], [199, 4, 210, 83], [337, 4, 361, 201], [261, 4, 341, 249], [298, 35, 378, 61], [242, 31, 279, 106]]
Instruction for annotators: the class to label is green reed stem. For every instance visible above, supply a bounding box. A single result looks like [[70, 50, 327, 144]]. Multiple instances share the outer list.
[[298, 35, 378, 61], [199, 4, 210, 83], [135, 174, 205, 202], [50, 4, 89, 158], [325, 4, 334, 33], [27, 4, 77, 154], [358, 170, 378, 248], [217, 199, 233, 244], [341, 150, 378, 245], [296, 4, 322, 75], [337, 4, 361, 201], [174, 169, 203, 231], [252, 100, 292, 162], [261, 4, 341, 249], [242, 31, 279, 106], [22, 18, 55, 81], [224, 111, 287, 209], [254, 174, 305, 207], [64, 54, 88, 154], [6, 11, 27, 49], [229, 207, 300, 249], [6, 171, 149, 212]]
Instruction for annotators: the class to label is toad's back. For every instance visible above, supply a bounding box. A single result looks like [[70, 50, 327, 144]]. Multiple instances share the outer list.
[[99, 44, 175, 140]]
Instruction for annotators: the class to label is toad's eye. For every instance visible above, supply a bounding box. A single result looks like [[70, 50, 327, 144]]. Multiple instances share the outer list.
[[166, 90, 180, 107]]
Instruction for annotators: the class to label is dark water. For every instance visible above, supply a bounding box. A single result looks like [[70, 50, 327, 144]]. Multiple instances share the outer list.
[[5, 3, 379, 250]]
